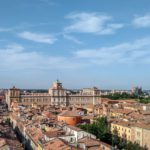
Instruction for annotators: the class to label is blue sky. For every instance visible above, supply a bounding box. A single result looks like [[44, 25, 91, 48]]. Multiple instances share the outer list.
[[0, 0, 150, 89]]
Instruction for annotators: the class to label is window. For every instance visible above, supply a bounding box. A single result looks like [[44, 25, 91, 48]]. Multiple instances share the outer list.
[[70, 138, 73, 142], [128, 136, 130, 140], [137, 132, 140, 137], [136, 140, 140, 144]]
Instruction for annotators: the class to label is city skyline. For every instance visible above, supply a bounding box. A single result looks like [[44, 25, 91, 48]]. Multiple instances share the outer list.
[[0, 0, 150, 89]]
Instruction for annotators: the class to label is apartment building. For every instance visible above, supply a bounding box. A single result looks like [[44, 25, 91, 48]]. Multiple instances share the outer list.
[[111, 121, 132, 141], [111, 121, 150, 149], [132, 123, 150, 149]]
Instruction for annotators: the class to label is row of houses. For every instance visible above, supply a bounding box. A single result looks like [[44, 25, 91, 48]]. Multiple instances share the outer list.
[[9, 105, 113, 150]]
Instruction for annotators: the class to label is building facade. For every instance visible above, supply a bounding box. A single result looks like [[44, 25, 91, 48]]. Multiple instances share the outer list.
[[5, 80, 101, 109], [111, 121, 132, 141], [111, 121, 150, 149]]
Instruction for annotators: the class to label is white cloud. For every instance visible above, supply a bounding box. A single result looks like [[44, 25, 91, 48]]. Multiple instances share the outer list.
[[0, 44, 86, 71], [2, 44, 24, 54], [18, 31, 57, 44], [1, 38, 150, 72], [63, 34, 82, 44], [133, 14, 150, 28], [64, 12, 123, 35], [74, 37, 150, 65]]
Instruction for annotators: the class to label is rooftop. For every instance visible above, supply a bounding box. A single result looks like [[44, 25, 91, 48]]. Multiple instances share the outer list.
[[58, 110, 82, 117]]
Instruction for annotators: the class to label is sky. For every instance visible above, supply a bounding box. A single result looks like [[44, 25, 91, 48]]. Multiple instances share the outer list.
[[0, 0, 150, 89]]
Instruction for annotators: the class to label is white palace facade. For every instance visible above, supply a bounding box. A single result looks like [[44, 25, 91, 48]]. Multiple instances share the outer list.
[[5, 80, 102, 108]]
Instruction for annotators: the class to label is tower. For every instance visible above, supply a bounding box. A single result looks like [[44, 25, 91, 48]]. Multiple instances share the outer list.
[[5, 86, 20, 109], [48, 80, 68, 106]]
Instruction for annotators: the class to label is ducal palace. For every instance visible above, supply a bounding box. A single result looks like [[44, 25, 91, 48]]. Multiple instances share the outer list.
[[5, 80, 102, 108]]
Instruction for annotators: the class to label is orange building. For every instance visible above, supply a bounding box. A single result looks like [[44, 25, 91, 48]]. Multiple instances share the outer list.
[[58, 110, 82, 125]]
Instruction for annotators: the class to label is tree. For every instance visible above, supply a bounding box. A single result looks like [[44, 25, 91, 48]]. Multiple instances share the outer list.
[[94, 117, 108, 140], [112, 128, 120, 147], [124, 141, 147, 150], [79, 117, 109, 141], [101, 93, 138, 100]]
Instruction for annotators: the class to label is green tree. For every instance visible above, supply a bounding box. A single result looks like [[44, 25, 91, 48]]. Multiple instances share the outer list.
[[94, 117, 108, 140], [79, 117, 109, 141], [125, 141, 147, 150], [112, 128, 120, 147]]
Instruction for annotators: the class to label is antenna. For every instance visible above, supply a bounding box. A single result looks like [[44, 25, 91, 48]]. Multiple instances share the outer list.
[[57, 74, 60, 82]]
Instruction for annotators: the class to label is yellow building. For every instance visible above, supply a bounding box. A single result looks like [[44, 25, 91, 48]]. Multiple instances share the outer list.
[[111, 121, 132, 141]]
